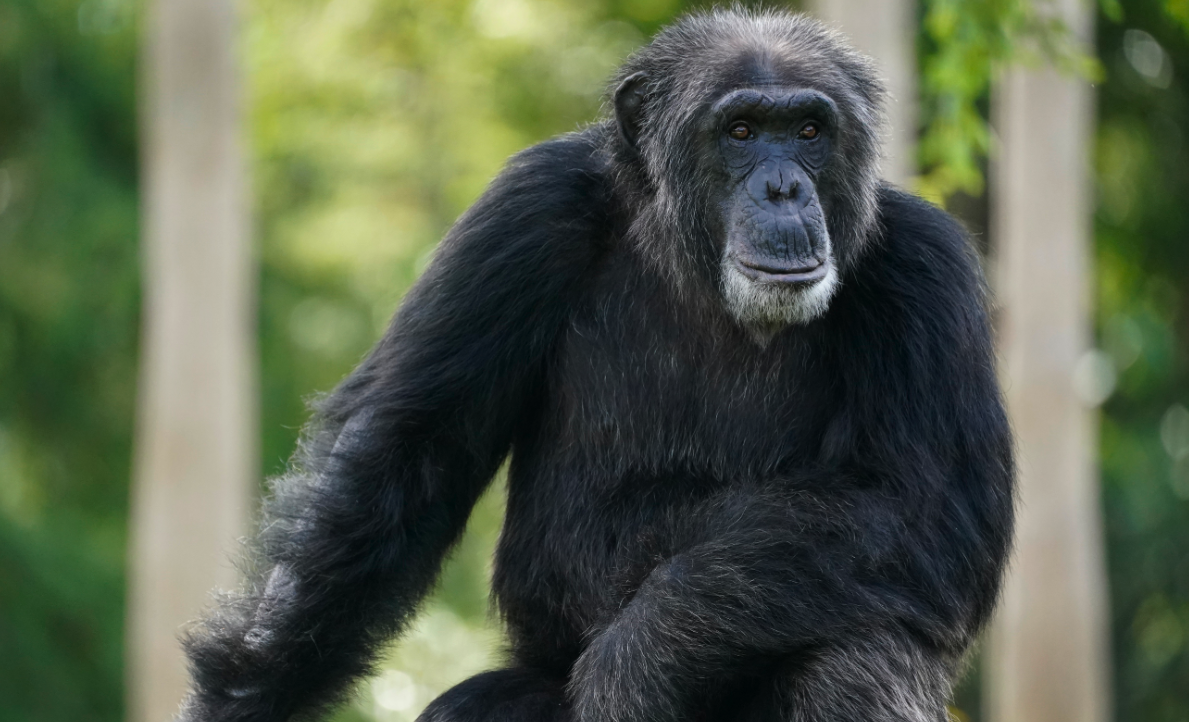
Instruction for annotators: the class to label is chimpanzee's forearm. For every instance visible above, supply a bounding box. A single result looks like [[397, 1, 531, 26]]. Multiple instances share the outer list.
[[567, 484, 993, 722], [178, 409, 499, 722]]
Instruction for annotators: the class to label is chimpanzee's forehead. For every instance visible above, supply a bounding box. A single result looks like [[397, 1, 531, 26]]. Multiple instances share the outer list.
[[715, 44, 845, 95]]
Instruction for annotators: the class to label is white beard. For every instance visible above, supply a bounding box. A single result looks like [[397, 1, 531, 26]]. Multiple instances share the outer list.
[[720, 255, 839, 336]]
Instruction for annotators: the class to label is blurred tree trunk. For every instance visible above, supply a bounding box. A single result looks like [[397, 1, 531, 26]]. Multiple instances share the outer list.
[[986, 1, 1112, 721], [127, 0, 255, 720], [805, 0, 918, 185]]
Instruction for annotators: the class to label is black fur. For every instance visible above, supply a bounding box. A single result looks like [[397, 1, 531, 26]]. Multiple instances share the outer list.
[[179, 9, 1014, 722]]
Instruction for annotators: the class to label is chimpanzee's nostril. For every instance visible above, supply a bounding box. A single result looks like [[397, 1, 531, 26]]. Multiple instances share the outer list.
[[766, 171, 799, 202], [766, 173, 781, 201]]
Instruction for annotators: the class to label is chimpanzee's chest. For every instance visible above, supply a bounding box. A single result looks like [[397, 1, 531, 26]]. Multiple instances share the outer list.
[[543, 260, 838, 474], [492, 261, 839, 667]]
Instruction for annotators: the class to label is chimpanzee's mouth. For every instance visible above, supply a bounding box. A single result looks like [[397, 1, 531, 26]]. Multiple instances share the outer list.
[[732, 256, 830, 285]]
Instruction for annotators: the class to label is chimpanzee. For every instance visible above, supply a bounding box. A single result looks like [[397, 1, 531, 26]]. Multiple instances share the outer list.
[[178, 8, 1015, 722]]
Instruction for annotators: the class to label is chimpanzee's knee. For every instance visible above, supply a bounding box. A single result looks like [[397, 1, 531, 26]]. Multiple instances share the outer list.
[[416, 668, 571, 722]]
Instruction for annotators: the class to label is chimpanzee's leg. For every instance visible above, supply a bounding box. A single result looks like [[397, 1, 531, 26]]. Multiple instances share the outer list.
[[732, 630, 956, 722], [417, 668, 571, 722]]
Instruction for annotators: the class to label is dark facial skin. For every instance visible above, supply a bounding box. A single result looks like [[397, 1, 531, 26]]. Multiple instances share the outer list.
[[713, 88, 837, 285]]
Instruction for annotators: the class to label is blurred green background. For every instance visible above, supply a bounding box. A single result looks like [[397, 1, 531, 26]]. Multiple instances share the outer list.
[[1, 0, 1188, 720]]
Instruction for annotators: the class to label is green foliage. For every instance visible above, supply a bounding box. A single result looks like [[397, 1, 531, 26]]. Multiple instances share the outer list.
[[1167, 0, 1189, 33], [0, 0, 137, 720], [917, 0, 1100, 202], [0, 518, 124, 721], [1094, 4, 1189, 717]]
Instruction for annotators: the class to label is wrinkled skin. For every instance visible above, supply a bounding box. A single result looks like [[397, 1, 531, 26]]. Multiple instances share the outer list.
[[716, 88, 835, 280]]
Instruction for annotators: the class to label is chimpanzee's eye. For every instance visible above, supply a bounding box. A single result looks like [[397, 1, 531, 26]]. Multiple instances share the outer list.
[[798, 123, 820, 140], [727, 121, 754, 141]]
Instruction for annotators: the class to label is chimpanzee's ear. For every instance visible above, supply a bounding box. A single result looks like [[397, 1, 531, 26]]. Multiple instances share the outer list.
[[614, 72, 649, 151]]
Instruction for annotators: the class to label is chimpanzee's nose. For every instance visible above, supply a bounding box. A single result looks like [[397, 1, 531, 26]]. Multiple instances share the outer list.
[[746, 161, 812, 212], [766, 169, 798, 202]]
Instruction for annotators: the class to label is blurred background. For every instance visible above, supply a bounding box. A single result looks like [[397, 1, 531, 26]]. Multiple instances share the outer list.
[[1, 0, 1187, 721]]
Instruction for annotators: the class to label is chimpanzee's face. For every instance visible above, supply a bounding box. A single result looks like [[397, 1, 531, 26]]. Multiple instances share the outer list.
[[712, 86, 840, 331], [613, 35, 881, 338]]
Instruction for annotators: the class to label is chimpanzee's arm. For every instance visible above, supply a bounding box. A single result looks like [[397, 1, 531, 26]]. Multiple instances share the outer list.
[[178, 132, 611, 722], [571, 463, 1011, 722], [567, 483, 960, 722], [569, 191, 1014, 722]]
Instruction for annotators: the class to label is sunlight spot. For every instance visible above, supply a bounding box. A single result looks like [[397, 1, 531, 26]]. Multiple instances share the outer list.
[[1123, 29, 1173, 89], [472, 0, 547, 41], [1072, 350, 1116, 407], [373, 670, 417, 712], [1160, 404, 1189, 459]]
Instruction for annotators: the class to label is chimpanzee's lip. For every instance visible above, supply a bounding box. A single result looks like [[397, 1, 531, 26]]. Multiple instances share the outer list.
[[733, 256, 829, 285]]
